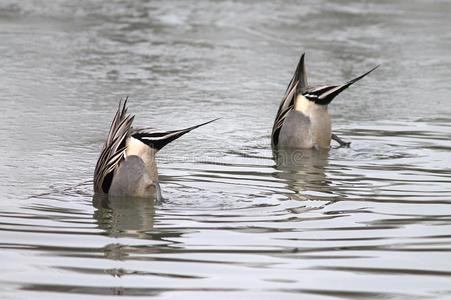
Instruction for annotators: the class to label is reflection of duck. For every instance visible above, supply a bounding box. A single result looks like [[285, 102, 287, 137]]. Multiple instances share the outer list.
[[275, 148, 329, 188], [92, 194, 155, 238], [273, 148, 338, 203], [93, 98, 217, 198], [272, 53, 378, 150], [92, 194, 185, 265]]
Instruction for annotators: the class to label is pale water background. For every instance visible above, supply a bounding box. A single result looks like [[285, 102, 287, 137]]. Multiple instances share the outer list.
[[1, 1, 451, 299]]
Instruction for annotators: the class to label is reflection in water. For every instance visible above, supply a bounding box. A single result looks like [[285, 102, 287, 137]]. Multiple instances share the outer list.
[[92, 194, 155, 239], [273, 149, 337, 203]]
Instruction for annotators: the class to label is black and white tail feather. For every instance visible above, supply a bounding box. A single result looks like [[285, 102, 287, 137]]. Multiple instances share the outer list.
[[94, 98, 217, 194], [131, 118, 219, 151]]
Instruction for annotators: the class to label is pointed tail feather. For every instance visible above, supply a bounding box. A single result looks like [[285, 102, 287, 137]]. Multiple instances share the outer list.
[[318, 65, 379, 103], [132, 118, 219, 151], [294, 53, 308, 95], [106, 97, 129, 146], [285, 52, 308, 96]]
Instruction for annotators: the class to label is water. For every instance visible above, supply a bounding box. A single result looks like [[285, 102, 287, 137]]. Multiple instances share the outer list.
[[1, 0, 451, 299]]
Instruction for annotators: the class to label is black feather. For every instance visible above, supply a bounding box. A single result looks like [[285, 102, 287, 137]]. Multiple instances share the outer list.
[[132, 118, 219, 151]]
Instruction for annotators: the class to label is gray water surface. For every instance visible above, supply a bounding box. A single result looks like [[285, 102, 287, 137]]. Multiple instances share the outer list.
[[1, 1, 451, 299]]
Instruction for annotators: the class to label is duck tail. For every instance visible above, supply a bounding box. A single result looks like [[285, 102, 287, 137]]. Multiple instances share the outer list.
[[131, 118, 219, 151]]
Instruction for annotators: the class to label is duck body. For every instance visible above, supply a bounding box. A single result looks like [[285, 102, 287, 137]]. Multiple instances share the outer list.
[[93, 98, 216, 199], [278, 95, 331, 149], [109, 155, 156, 198], [272, 53, 378, 151]]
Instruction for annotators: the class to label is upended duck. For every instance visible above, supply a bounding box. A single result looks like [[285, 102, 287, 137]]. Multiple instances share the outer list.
[[93, 98, 216, 198], [271, 53, 378, 150]]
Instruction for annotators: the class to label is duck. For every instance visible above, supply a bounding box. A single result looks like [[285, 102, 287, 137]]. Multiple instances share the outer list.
[[271, 53, 378, 150], [93, 98, 216, 198]]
